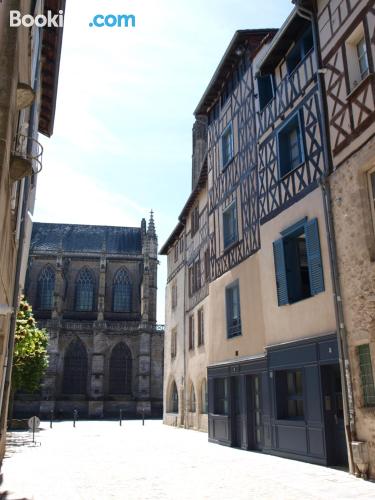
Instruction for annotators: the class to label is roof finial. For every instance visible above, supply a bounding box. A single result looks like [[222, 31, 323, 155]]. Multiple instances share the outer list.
[[147, 209, 156, 238]]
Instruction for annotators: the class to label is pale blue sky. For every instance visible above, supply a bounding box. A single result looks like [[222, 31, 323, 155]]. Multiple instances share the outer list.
[[35, 0, 294, 322]]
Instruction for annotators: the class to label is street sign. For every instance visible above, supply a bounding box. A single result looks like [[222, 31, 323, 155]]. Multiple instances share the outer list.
[[28, 416, 40, 430]]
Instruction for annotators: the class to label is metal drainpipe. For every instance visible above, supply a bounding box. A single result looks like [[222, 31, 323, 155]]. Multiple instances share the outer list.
[[0, 18, 42, 433], [183, 228, 187, 428], [295, 2, 356, 474]]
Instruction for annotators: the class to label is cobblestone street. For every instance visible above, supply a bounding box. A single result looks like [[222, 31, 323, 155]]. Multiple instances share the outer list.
[[0, 420, 374, 499]]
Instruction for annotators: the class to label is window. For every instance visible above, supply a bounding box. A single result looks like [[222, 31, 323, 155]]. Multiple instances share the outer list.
[[276, 370, 304, 420], [174, 243, 179, 262], [214, 378, 228, 415], [171, 282, 177, 309], [226, 281, 241, 338], [357, 37, 369, 81], [170, 381, 178, 413], [109, 343, 132, 394], [208, 102, 220, 125], [358, 344, 375, 407], [188, 314, 195, 350], [37, 265, 55, 310], [258, 74, 274, 110], [190, 384, 196, 412], [191, 205, 200, 236], [223, 201, 238, 249], [346, 25, 370, 91], [179, 235, 184, 254], [273, 218, 324, 306], [171, 328, 177, 359], [75, 267, 95, 312], [62, 339, 88, 394], [286, 26, 313, 74], [188, 259, 201, 297], [278, 113, 304, 177], [204, 248, 210, 282], [201, 379, 208, 414], [221, 123, 234, 168], [198, 308, 204, 346], [113, 268, 132, 312]]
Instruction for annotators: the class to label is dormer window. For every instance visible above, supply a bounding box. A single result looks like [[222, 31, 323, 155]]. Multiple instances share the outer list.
[[286, 26, 313, 75]]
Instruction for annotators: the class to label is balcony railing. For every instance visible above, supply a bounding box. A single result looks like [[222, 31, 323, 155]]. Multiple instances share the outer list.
[[258, 49, 317, 137]]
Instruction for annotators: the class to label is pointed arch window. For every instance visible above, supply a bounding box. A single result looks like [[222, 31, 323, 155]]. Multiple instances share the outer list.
[[62, 339, 88, 394], [170, 381, 178, 413], [37, 266, 55, 310], [109, 343, 132, 394], [113, 268, 132, 312], [75, 267, 95, 311]]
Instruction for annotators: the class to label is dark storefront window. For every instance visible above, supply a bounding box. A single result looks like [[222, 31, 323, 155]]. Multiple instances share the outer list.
[[276, 370, 304, 420], [214, 378, 228, 415]]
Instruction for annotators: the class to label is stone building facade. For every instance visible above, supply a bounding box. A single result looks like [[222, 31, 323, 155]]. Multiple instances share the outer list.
[[15, 217, 164, 419], [0, 0, 65, 461], [315, 0, 375, 478]]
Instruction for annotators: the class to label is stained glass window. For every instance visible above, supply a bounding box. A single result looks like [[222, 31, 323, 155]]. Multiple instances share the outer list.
[[37, 266, 55, 310], [75, 268, 94, 311], [62, 339, 88, 394], [113, 268, 132, 312], [109, 343, 132, 394]]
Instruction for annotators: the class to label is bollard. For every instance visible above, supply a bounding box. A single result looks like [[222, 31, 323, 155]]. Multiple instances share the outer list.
[[119, 409, 122, 427], [50, 410, 53, 429], [142, 409, 145, 426], [73, 409, 78, 428]]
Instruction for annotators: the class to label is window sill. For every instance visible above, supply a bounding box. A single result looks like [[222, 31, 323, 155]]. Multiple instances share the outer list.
[[227, 332, 242, 340], [346, 73, 373, 101], [223, 239, 239, 254], [279, 160, 305, 181], [222, 156, 235, 172]]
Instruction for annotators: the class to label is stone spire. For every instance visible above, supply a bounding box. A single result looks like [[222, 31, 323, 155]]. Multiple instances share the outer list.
[[147, 210, 156, 239]]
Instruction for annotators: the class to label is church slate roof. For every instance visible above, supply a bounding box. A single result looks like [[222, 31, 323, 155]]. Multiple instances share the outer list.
[[30, 223, 142, 254]]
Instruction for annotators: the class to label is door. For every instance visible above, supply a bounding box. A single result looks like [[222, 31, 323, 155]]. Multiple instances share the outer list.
[[247, 374, 263, 450], [321, 364, 348, 466], [232, 376, 242, 448]]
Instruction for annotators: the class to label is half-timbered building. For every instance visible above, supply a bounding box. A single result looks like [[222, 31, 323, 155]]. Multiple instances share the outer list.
[[315, 0, 375, 478], [14, 216, 164, 419], [161, 116, 210, 432]]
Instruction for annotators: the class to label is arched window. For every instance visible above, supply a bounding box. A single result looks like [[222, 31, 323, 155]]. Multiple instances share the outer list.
[[62, 339, 88, 394], [113, 268, 132, 312], [170, 381, 178, 413], [201, 379, 208, 414], [37, 266, 55, 310], [75, 267, 95, 311], [109, 343, 132, 394], [190, 384, 196, 413]]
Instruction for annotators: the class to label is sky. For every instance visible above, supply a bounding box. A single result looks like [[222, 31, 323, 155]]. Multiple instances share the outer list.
[[34, 0, 294, 323]]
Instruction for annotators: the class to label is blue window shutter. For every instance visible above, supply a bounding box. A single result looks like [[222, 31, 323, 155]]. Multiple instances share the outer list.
[[305, 218, 325, 295], [273, 238, 289, 306]]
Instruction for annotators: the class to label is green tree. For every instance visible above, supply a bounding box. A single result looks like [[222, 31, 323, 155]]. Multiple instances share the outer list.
[[12, 297, 48, 394]]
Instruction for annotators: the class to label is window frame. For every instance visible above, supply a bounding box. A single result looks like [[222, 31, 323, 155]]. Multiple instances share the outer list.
[[223, 200, 238, 250], [221, 122, 234, 170], [171, 281, 177, 309], [277, 111, 305, 179], [273, 217, 324, 307], [276, 369, 305, 421], [171, 327, 177, 359], [225, 280, 242, 339], [197, 307, 204, 346], [214, 378, 229, 415], [191, 205, 200, 237], [357, 344, 375, 407], [188, 314, 195, 351]]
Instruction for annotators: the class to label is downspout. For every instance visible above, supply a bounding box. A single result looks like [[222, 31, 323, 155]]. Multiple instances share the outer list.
[[295, 2, 356, 474], [183, 227, 187, 428], [0, 21, 42, 433]]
